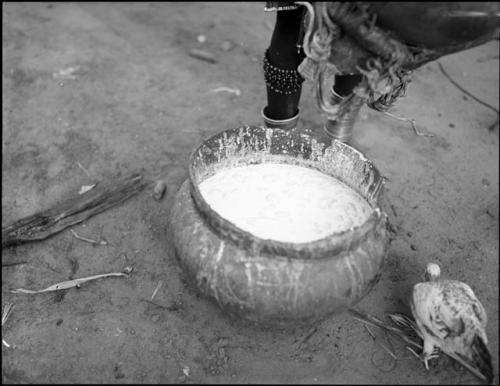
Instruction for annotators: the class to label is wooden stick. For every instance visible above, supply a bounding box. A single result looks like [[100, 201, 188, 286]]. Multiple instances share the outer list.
[[2, 173, 147, 248], [2, 260, 28, 267], [2, 303, 14, 348], [364, 324, 376, 339], [298, 326, 318, 346], [70, 229, 107, 245], [11, 266, 133, 294], [150, 280, 163, 301], [2, 303, 14, 326], [379, 341, 398, 360], [76, 162, 92, 179]]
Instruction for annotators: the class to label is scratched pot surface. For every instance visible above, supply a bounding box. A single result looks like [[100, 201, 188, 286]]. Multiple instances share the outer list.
[[2, 2, 498, 384]]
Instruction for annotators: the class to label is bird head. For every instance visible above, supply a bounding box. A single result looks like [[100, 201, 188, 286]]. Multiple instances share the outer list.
[[424, 263, 441, 281]]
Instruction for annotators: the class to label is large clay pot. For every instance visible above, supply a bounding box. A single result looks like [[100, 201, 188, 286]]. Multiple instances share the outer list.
[[169, 126, 390, 326]]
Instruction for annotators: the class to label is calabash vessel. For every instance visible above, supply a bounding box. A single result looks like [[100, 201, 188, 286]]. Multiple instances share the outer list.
[[169, 126, 390, 325]]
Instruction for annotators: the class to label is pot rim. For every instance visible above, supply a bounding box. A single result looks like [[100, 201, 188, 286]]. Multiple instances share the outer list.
[[188, 125, 388, 260]]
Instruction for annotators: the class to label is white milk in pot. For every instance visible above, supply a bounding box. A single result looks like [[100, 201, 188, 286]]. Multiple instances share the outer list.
[[198, 163, 372, 243]]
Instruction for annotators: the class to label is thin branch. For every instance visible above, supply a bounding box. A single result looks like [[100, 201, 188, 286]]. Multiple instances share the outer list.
[[150, 280, 163, 301], [10, 266, 132, 294], [70, 229, 107, 245], [379, 342, 398, 360], [381, 111, 434, 137], [76, 162, 93, 179], [2, 261, 28, 267], [364, 324, 376, 339], [2, 173, 146, 248], [2, 303, 15, 348], [2, 303, 14, 326], [297, 326, 318, 346]]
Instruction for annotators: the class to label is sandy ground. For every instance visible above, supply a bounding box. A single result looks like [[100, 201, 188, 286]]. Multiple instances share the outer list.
[[2, 2, 499, 384]]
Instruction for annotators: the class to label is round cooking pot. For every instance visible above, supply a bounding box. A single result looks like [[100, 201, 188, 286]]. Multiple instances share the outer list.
[[169, 126, 390, 326]]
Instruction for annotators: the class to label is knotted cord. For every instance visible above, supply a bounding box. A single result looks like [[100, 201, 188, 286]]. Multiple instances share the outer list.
[[296, 1, 431, 136]]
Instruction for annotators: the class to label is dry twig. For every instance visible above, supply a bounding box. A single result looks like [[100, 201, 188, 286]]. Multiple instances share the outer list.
[[70, 229, 107, 245], [2, 173, 146, 248], [209, 87, 241, 96], [10, 266, 133, 294], [2, 303, 14, 326], [381, 111, 434, 137], [2, 261, 28, 267], [297, 326, 318, 347], [364, 324, 376, 339], [76, 162, 92, 178], [189, 48, 218, 63], [151, 280, 163, 301], [2, 303, 15, 348]]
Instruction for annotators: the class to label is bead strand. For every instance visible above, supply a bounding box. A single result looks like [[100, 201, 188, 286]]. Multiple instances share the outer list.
[[263, 48, 304, 95]]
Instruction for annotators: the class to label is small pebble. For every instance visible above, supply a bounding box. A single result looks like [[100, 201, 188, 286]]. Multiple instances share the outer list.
[[197, 34, 206, 43], [151, 314, 161, 323], [153, 180, 167, 201], [410, 244, 417, 251], [220, 40, 234, 52]]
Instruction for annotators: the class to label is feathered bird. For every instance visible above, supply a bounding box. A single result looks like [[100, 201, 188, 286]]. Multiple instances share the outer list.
[[410, 262, 493, 383]]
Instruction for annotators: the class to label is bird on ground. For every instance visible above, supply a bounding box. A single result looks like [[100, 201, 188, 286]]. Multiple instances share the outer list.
[[409, 262, 493, 384]]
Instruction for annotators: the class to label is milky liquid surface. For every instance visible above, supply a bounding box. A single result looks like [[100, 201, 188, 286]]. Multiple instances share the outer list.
[[198, 163, 373, 243]]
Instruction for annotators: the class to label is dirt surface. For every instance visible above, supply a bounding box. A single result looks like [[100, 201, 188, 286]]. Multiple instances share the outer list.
[[2, 2, 499, 384]]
